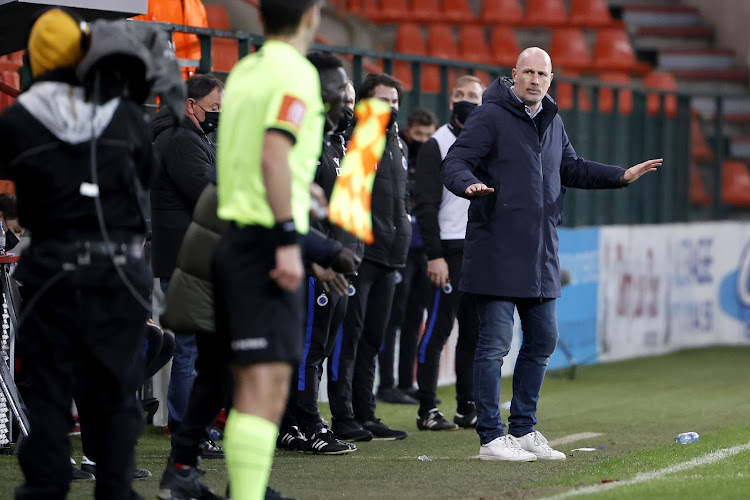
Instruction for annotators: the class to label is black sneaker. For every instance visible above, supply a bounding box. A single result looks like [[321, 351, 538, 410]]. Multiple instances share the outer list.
[[201, 439, 224, 459], [71, 459, 95, 481], [454, 409, 478, 428], [377, 387, 419, 405], [301, 429, 356, 455], [157, 463, 222, 500], [331, 417, 373, 442], [361, 418, 408, 440], [80, 456, 152, 479], [417, 408, 459, 431], [276, 425, 306, 450]]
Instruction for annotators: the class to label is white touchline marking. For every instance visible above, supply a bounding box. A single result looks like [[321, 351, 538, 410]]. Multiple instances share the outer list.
[[548, 433, 605, 447], [541, 440, 750, 499]]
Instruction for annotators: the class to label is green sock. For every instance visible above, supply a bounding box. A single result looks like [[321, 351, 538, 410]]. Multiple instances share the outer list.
[[224, 409, 278, 500]]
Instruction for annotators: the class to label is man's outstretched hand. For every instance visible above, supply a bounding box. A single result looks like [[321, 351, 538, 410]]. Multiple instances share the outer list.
[[622, 158, 663, 185], [465, 183, 495, 197]]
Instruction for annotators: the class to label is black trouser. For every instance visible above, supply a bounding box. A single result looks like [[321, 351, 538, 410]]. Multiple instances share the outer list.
[[416, 248, 479, 415], [171, 330, 232, 466], [378, 249, 429, 391], [296, 276, 348, 436], [328, 259, 397, 422], [15, 264, 149, 500], [79, 324, 175, 462]]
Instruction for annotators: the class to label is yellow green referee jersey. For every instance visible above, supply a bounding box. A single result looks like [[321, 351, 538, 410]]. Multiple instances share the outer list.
[[216, 40, 324, 235]]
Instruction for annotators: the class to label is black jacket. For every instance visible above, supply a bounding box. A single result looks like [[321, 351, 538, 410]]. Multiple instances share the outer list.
[[313, 133, 364, 263], [365, 125, 411, 269], [150, 106, 216, 278], [442, 78, 626, 298], [0, 81, 153, 287]]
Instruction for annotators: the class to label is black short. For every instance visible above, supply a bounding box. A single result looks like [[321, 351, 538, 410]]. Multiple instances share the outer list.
[[212, 224, 304, 365]]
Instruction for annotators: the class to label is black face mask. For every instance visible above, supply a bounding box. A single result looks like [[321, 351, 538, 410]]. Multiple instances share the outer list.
[[452, 100, 478, 127], [388, 106, 399, 129], [335, 106, 354, 135], [197, 104, 220, 134]]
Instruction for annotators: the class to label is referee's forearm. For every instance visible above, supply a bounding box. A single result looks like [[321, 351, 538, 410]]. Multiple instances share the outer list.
[[262, 132, 294, 223]]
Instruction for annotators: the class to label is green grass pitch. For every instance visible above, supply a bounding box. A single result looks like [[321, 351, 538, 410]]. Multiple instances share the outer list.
[[2, 346, 749, 499]]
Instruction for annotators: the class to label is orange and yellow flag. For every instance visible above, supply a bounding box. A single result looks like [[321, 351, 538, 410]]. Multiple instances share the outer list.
[[328, 98, 391, 245]]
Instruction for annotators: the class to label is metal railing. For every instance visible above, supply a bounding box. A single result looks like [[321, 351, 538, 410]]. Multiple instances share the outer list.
[[1, 21, 746, 226]]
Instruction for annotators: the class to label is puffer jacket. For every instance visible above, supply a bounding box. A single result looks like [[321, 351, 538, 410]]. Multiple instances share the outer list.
[[160, 183, 226, 335]]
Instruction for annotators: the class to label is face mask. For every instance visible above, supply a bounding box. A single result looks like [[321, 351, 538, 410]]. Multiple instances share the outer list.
[[196, 104, 220, 134], [336, 106, 354, 135], [388, 106, 399, 129], [452, 100, 478, 126]]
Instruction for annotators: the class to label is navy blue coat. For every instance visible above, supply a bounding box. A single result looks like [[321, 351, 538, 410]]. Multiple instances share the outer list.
[[442, 78, 626, 298]]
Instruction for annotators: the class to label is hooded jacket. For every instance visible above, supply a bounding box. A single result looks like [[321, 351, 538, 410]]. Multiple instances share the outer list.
[[150, 105, 215, 279], [442, 78, 626, 298], [0, 80, 153, 286], [364, 124, 411, 269]]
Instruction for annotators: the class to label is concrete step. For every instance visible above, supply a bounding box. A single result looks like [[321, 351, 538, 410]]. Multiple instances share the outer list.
[[729, 135, 750, 159], [622, 5, 703, 28], [668, 68, 750, 84], [656, 48, 735, 71], [610, 0, 682, 5], [633, 26, 714, 51], [692, 96, 750, 118]]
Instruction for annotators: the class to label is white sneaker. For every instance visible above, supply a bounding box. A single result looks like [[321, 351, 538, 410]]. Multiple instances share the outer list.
[[515, 431, 566, 460], [479, 435, 538, 461]]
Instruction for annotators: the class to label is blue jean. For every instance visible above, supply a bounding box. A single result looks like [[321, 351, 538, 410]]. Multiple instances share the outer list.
[[473, 296, 558, 444], [162, 278, 198, 433]]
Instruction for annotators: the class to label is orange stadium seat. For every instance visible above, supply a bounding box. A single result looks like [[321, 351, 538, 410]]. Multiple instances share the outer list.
[[643, 71, 678, 118], [394, 24, 440, 92], [569, 0, 617, 28], [396, 23, 425, 54], [426, 25, 458, 92], [459, 26, 492, 65], [490, 26, 520, 68], [347, 0, 362, 16], [204, 5, 239, 72], [549, 28, 592, 73], [691, 111, 715, 163], [442, 0, 476, 23], [554, 72, 592, 111], [204, 4, 230, 29], [480, 0, 523, 25], [411, 0, 442, 23], [366, 0, 411, 24], [690, 164, 712, 206], [722, 160, 750, 207], [591, 29, 649, 74], [522, 0, 569, 28], [597, 72, 632, 114], [427, 25, 459, 60]]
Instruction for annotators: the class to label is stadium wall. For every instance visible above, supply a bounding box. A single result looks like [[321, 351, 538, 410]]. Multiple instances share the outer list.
[[363, 221, 750, 400]]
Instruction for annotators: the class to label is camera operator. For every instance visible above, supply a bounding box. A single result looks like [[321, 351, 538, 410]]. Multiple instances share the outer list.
[[0, 9, 157, 499]]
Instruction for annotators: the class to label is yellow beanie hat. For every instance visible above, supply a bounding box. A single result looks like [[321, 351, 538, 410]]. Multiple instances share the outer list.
[[28, 9, 88, 78]]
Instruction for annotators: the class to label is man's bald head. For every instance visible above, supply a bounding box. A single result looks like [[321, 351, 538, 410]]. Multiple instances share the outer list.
[[511, 47, 553, 114]]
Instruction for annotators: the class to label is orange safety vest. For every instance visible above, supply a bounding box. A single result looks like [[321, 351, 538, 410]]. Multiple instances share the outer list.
[[133, 0, 208, 78]]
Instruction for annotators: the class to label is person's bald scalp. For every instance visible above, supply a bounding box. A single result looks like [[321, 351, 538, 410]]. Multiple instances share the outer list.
[[515, 47, 552, 73]]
